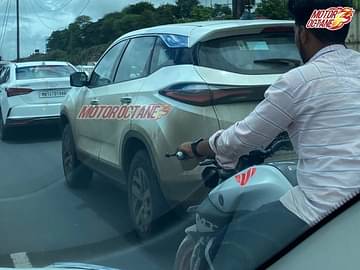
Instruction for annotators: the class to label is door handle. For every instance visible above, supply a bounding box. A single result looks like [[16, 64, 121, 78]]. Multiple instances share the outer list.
[[90, 99, 100, 105], [120, 97, 132, 105]]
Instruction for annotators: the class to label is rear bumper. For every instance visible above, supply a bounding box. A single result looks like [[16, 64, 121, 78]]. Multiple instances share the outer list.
[[7, 103, 62, 120], [6, 116, 60, 127]]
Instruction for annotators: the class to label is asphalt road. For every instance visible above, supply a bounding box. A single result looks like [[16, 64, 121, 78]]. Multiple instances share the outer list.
[[0, 125, 189, 270]]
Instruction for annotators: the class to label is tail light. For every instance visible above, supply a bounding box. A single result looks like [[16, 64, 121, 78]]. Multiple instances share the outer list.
[[6, 87, 33, 97], [159, 83, 268, 106], [159, 84, 212, 106]]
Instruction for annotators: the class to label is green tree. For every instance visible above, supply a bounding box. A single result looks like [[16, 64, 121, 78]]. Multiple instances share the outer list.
[[74, 15, 92, 30], [156, 4, 177, 25], [256, 0, 292, 20], [212, 4, 232, 19], [190, 5, 213, 21], [115, 14, 149, 34], [176, 0, 200, 18], [66, 16, 93, 51], [46, 29, 69, 51], [122, 2, 155, 15], [42, 0, 236, 65], [353, 0, 359, 10]]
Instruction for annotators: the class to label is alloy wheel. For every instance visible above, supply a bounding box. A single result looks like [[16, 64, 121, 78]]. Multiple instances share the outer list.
[[130, 167, 153, 234]]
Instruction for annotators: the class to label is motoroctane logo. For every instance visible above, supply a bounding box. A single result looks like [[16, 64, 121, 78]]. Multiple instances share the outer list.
[[235, 167, 256, 186], [306, 7, 355, 31], [77, 104, 172, 120]]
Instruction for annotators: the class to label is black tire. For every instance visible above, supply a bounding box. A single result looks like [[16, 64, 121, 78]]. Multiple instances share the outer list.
[[0, 110, 11, 141], [62, 124, 92, 188], [127, 149, 168, 239], [174, 236, 196, 270]]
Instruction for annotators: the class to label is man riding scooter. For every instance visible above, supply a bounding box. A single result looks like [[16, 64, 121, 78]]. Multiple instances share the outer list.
[[178, 0, 360, 269]]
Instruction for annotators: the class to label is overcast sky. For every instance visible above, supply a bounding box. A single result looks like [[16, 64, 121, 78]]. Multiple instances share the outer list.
[[0, 0, 231, 61], [0, 0, 168, 60]]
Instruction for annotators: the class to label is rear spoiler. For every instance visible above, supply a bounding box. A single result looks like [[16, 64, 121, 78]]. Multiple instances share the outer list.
[[190, 22, 295, 47]]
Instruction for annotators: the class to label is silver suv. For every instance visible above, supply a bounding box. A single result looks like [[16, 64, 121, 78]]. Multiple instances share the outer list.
[[60, 20, 300, 236]]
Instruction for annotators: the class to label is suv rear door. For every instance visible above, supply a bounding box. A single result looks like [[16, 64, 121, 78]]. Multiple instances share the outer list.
[[97, 36, 156, 177], [75, 41, 126, 161]]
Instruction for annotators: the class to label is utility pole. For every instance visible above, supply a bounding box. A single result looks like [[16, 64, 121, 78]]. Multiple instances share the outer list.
[[16, 0, 20, 61]]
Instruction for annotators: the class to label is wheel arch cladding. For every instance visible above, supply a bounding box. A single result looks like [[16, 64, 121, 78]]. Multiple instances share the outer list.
[[122, 131, 160, 182]]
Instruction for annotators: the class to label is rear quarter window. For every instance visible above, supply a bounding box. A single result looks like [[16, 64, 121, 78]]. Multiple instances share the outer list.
[[197, 33, 302, 75], [150, 38, 193, 73]]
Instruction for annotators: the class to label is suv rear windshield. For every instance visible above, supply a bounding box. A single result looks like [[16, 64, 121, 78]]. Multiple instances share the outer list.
[[16, 65, 75, 80], [198, 33, 302, 75]]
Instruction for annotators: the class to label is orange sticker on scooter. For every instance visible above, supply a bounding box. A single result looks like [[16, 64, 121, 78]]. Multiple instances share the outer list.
[[235, 167, 256, 186]]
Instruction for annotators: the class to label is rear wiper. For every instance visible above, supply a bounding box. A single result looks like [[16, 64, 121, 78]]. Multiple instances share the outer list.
[[254, 58, 301, 67]]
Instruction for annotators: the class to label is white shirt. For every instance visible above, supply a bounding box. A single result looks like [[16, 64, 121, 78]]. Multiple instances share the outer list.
[[209, 44, 360, 225]]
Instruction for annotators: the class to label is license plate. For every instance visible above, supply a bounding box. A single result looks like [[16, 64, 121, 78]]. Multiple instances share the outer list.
[[39, 89, 67, 98]]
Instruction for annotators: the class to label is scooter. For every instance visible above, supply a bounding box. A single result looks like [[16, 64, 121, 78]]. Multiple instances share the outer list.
[[169, 136, 297, 270]]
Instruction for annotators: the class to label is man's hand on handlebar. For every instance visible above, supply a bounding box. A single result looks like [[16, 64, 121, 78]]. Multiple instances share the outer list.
[[177, 142, 195, 159], [177, 139, 216, 161]]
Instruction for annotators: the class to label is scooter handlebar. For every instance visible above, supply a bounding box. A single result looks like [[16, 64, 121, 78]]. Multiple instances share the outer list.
[[165, 151, 189, 160], [175, 151, 187, 160]]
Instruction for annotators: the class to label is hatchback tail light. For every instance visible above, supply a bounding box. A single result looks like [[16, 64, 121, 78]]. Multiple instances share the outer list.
[[6, 87, 33, 97], [159, 83, 268, 106]]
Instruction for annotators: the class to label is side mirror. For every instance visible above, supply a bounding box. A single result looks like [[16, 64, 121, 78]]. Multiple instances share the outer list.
[[70, 72, 88, 87]]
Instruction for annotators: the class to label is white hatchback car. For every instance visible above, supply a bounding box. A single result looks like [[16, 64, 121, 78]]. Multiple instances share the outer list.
[[0, 61, 77, 140]]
